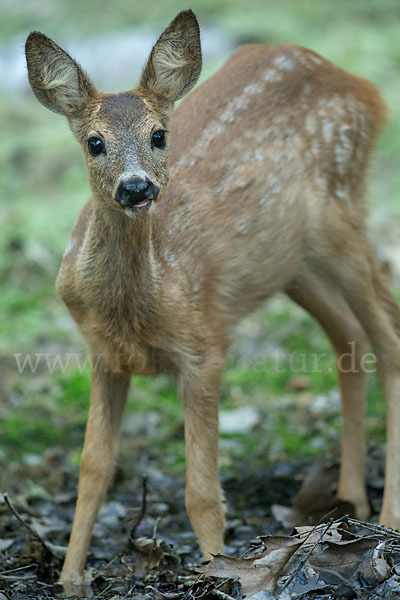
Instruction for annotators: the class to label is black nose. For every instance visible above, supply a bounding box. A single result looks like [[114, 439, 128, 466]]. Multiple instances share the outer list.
[[116, 177, 159, 207]]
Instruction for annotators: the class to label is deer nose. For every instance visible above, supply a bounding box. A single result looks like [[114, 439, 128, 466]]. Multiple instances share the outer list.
[[116, 176, 159, 207]]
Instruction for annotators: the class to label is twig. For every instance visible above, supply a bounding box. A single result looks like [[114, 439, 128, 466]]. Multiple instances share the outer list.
[[279, 518, 336, 594], [1, 493, 60, 558], [214, 589, 236, 600], [0, 563, 37, 576], [146, 517, 160, 573], [145, 585, 181, 599], [0, 573, 35, 581], [129, 474, 148, 543], [93, 582, 112, 599], [347, 517, 400, 538], [122, 585, 136, 599], [181, 573, 203, 600]]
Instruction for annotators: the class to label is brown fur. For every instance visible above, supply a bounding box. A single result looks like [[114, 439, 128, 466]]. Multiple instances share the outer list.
[[25, 10, 400, 585]]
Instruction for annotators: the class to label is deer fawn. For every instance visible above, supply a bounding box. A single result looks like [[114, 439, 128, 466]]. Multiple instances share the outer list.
[[25, 10, 400, 584]]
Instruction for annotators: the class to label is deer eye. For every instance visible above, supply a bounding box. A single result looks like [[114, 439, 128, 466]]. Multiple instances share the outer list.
[[151, 130, 166, 149], [87, 137, 104, 156]]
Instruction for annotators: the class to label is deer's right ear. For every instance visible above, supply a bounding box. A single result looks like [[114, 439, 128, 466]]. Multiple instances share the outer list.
[[25, 32, 96, 117], [140, 10, 202, 104]]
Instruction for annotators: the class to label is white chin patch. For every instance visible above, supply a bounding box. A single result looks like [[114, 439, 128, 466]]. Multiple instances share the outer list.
[[123, 201, 155, 218], [124, 207, 136, 218]]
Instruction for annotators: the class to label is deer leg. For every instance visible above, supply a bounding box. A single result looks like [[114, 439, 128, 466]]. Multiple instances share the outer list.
[[287, 272, 370, 519], [371, 271, 400, 528], [313, 225, 400, 529], [179, 352, 226, 559], [60, 361, 130, 583]]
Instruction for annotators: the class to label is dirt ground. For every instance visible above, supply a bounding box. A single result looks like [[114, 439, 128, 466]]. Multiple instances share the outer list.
[[1, 430, 400, 600]]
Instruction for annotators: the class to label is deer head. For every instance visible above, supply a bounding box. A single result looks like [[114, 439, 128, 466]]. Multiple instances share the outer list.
[[25, 10, 202, 217]]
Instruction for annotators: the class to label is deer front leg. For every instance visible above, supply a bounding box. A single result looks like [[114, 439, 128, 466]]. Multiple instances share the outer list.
[[179, 355, 226, 560], [60, 361, 130, 583]]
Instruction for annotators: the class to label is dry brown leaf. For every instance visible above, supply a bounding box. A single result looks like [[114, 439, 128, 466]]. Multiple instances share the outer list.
[[309, 536, 388, 588], [295, 522, 345, 545], [133, 536, 165, 574], [371, 540, 392, 582], [197, 536, 303, 596]]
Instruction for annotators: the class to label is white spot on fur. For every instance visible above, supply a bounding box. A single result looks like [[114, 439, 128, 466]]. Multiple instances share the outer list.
[[215, 170, 246, 197], [197, 119, 225, 146], [220, 81, 263, 122], [318, 96, 346, 121], [322, 120, 334, 143], [270, 151, 282, 163], [293, 49, 322, 68], [170, 155, 196, 174], [309, 54, 322, 65], [244, 82, 263, 95], [253, 149, 264, 161], [262, 68, 281, 82], [271, 181, 281, 194], [311, 139, 319, 156], [336, 183, 350, 202], [174, 79, 268, 174], [315, 172, 329, 197], [295, 52, 313, 69], [259, 180, 281, 208], [356, 110, 368, 141], [346, 93, 358, 120], [274, 56, 294, 70], [306, 113, 317, 135], [335, 126, 353, 174]]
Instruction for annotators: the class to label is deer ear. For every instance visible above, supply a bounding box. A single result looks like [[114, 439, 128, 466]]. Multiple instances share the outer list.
[[140, 10, 202, 103], [25, 32, 96, 117]]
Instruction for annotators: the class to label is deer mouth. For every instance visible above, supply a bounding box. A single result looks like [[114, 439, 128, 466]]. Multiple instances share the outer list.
[[124, 198, 154, 217]]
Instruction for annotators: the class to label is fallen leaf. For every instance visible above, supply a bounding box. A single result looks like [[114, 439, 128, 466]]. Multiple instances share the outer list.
[[133, 536, 165, 574], [197, 536, 303, 595], [372, 540, 392, 581], [309, 536, 384, 591], [295, 521, 346, 545]]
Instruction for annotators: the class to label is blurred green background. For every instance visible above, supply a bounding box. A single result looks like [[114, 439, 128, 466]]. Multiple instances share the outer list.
[[1, 0, 400, 473]]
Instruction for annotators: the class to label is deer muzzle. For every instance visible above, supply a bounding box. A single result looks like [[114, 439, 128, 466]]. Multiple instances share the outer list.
[[115, 176, 159, 211]]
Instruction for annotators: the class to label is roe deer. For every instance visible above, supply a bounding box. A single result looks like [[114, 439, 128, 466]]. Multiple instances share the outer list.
[[25, 10, 400, 584]]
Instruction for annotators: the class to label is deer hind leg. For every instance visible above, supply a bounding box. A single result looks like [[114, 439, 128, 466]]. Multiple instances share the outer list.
[[179, 350, 226, 560], [287, 271, 370, 519], [311, 221, 400, 530], [60, 360, 130, 583]]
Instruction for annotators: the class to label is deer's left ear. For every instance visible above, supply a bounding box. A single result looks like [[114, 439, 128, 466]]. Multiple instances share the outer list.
[[140, 10, 202, 103]]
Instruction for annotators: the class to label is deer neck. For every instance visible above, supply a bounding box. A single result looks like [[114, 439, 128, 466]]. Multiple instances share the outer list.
[[84, 202, 157, 303]]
